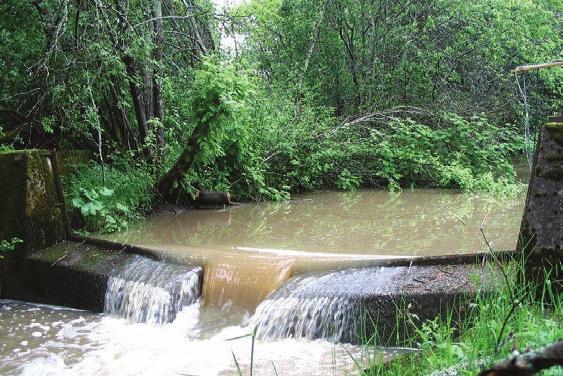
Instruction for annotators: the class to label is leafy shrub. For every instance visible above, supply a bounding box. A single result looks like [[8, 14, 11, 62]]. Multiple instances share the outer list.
[[179, 68, 524, 198], [0, 237, 23, 258], [64, 158, 154, 233], [368, 113, 523, 193], [336, 169, 362, 191], [70, 186, 132, 233]]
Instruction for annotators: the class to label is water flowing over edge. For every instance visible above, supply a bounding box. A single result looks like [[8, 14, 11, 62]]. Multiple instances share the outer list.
[[104, 256, 202, 324], [253, 295, 359, 343]]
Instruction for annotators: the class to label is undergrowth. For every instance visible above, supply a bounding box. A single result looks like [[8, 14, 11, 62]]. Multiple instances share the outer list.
[[59, 59, 526, 234], [362, 266, 562, 376], [63, 156, 155, 233]]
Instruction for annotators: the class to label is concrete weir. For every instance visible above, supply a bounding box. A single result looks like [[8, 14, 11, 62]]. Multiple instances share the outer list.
[[1, 118, 560, 346], [253, 264, 498, 344], [19, 241, 202, 314]]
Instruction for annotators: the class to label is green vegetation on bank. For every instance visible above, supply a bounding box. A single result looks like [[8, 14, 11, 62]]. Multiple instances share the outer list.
[[363, 266, 562, 375], [1, 0, 560, 232]]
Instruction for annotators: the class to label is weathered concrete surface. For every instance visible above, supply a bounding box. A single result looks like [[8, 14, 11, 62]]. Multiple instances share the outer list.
[[0, 150, 67, 297], [517, 117, 563, 292], [0, 150, 65, 255], [259, 264, 499, 345], [12, 241, 203, 312], [56, 149, 91, 176]]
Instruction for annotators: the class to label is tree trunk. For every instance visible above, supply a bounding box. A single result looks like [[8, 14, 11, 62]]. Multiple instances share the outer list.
[[152, 0, 165, 163], [123, 54, 150, 148], [479, 340, 563, 376], [115, 0, 152, 161], [154, 113, 217, 204]]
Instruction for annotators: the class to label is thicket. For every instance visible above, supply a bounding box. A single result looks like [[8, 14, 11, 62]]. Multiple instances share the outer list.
[[0, 0, 561, 231]]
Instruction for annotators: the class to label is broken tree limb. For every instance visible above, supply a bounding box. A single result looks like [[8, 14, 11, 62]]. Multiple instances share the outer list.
[[479, 340, 563, 376], [511, 60, 563, 73], [153, 111, 218, 205], [193, 190, 231, 207]]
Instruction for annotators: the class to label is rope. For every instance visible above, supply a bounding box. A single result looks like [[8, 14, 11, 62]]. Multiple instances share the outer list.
[[515, 73, 533, 169]]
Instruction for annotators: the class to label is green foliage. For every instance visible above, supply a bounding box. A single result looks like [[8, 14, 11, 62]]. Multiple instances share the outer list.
[[248, 102, 524, 195], [1, 0, 552, 214], [174, 61, 523, 199], [0, 237, 23, 258], [364, 265, 563, 375], [369, 114, 523, 193], [336, 169, 361, 191], [65, 158, 154, 233], [70, 186, 131, 233], [236, 0, 561, 125], [169, 58, 294, 201]]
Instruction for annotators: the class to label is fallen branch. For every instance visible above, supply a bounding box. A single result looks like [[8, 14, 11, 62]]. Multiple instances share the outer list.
[[511, 60, 563, 73], [193, 190, 231, 207], [479, 340, 563, 376]]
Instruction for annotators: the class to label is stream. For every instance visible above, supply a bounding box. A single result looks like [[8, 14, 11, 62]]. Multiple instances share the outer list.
[[0, 189, 526, 375]]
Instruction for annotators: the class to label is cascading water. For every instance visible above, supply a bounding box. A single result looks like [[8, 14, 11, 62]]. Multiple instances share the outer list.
[[104, 255, 202, 324], [253, 295, 358, 342], [253, 273, 363, 343], [252, 267, 402, 343]]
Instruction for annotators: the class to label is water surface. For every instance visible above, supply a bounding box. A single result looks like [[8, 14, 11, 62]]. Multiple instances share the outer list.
[[103, 189, 525, 311], [108, 189, 525, 256], [1, 189, 526, 375], [0, 300, 398, 376]]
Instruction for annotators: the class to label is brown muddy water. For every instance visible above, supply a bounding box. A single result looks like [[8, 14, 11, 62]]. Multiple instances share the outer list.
[[0, 189, 526, 375], [105, 189, 526, 310]]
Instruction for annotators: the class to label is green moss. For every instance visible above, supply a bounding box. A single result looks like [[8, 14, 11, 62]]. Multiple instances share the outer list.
[[0, 150, 64, 255], [29, 242, 69, 263], [30, 241, 131, 275]]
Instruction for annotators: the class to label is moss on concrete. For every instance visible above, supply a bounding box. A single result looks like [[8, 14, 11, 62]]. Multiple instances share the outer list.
[[0, 150, 66, 298], [17, 241, 144, 311], [0, 150, 65, 255], [56, 149, 92, 176], [16, 241, 202, 312]]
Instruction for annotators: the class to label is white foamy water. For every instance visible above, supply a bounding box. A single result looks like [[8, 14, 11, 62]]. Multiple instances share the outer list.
[[254, 296, 358, 343], [104, 256, 201, 324], [1, 300, 401, 376]]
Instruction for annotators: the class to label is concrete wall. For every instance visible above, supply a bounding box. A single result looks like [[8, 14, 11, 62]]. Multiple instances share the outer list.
[[517, 116, 562, 292], [0, 150, 66, 297]]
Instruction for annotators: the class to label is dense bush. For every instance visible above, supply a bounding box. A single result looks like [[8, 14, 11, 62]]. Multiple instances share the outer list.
[[64, 158, 154, 233]]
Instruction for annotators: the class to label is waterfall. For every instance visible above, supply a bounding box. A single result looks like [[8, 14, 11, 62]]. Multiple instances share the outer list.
[[252, 267, 398, 343], [104, 256, 202, 324], [253, 295, 358, 343], [252, 272, 364, 343]]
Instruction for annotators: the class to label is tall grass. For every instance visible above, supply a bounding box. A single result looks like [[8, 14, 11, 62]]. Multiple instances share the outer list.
[[362, 264, 562, 375]]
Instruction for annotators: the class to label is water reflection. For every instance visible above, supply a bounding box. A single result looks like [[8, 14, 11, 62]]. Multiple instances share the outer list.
[[108, 189, 525, 256], [102, 189, 525, 311]]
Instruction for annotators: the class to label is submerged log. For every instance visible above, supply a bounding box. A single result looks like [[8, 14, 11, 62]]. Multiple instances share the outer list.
[[193, 190, 231, 207]]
